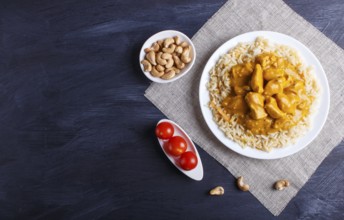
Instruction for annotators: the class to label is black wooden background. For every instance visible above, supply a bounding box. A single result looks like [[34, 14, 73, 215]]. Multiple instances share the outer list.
[[0, 0, 343, 219]]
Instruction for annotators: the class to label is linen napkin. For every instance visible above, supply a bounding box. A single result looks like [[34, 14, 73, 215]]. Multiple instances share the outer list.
[[145, 0, 344, 216]]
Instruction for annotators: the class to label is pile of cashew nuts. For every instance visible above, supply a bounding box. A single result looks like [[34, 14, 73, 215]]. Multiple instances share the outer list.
[[141, 36, 193, 80], [209, 177, 290, 196]]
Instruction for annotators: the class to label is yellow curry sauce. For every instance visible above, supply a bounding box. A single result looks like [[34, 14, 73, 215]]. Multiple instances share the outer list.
[[221, 53, 313, 135]]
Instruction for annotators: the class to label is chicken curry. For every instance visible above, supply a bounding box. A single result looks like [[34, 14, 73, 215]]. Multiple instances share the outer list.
[[221, 53, 313, 135]]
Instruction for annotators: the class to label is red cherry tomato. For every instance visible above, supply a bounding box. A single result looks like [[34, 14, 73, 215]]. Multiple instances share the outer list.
[[155, 122, 174, 140], [165, 136, 187, 157], [179, 151, 198, 170]]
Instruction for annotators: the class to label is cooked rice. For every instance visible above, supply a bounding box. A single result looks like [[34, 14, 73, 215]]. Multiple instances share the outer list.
[[207, 37, 320, 152]]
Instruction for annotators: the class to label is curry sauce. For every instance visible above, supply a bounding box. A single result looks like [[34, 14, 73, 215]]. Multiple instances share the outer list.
[[221, 53, 313, 135]]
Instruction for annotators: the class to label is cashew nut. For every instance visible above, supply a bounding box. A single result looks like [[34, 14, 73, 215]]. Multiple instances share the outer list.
[[274, 179, 290, 191], [173, 55, 185, 69], [152, 42, 160, 52], [141, 60, 152, 72], [181, 46, 192, 64], [170, 67, 180, 74], [181, 55, 191, 64], [237, 176, 250, 191], [162, 44, 176, 53], [156, 64, 165, 72], [150, 66, 164, 77], [209, 186, 224, 196], [173, 36, 180, 45], [157, 40, 164, 47], [164, 38, 174, 48], [175, 46, 183, 54], [146, 51, 156, 65], [165, 67, 179, 75], [160, 69, 175, 80], [144, 43, 159, 53], [180, 41, 189, 47], [141, 36, 191, 81], [161, 53, 172, 59], [165, 57, 174, 68], [156, 52, 167, 65], [183, 46, 191, 56]]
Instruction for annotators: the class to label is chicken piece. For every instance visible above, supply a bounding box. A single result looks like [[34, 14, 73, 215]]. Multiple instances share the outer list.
[[244, 62, 254, 72], [233, 85, 251, 96], [273, 115, 295, 130], [265, 97, 286, 119], [276, 57, 287, 69], [230, 64, 253, 87], [284, 80, 305, 95], [282, 74, 294, 89], [275, 93, 296, 114], [245, 92, 265, 108], [270, 54, 277, 61], [245, 92, 267, 120], [231, 65, 251, 78], [297, 97, 311, 110], [263, 78, 284, 96], [245, 117, 273, 135], [222, 95, 249, 115], [256, 53, 271, 69], [284, 68, 301, 81], [263, 68, 284, 81], [250, 64, 264, 94], [285, 92, 300, 105]]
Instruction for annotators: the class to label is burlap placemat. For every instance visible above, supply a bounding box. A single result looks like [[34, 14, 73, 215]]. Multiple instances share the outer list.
[[145, 0, 344, 216]]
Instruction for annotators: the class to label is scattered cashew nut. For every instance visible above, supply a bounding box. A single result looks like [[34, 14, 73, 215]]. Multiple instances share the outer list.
[[274, 179, 290, 191], [209, 186, 225, 196], [237, 176, 250, 191], [141, 60, 152, 72]]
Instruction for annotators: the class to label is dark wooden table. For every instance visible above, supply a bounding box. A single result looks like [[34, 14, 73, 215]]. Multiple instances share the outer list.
[[0, 0, 343, 219]]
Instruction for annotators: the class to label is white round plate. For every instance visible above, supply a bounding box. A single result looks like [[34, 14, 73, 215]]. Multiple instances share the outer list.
[[199, 31, 330, 160]]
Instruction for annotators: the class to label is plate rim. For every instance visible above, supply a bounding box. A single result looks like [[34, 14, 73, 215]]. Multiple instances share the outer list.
[[198, 31, 330, 160]]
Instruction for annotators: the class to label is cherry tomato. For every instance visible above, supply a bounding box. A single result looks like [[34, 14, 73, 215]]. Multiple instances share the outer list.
[[155, 122, 174, 140], [165, 136, 187, 157], [179, 151, 198, 170]]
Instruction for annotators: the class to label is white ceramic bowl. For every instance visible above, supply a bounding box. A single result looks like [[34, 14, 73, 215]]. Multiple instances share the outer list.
[[139, 30, 196, 83]]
